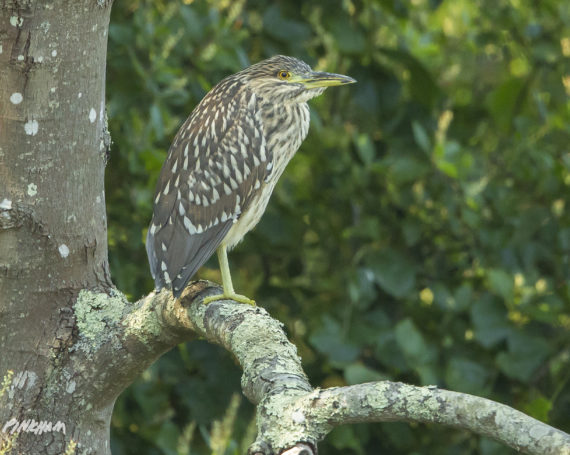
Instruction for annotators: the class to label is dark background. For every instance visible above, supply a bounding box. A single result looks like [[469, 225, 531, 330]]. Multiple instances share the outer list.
[[106, 0, 570, 453]]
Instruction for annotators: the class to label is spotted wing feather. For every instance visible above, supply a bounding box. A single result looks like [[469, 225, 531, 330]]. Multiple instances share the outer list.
[[147, 79, 271, 297]]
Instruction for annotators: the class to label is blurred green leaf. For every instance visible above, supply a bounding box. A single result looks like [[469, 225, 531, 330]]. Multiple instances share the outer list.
[[329, 16, 367, 54], [367, 249, 416, 298], [353, 133, 375, 165], [485, 77, 525, 131], [378, 48, 440, 107], [523, 394, 553, 422], [487, 269, 514, 301], [445, 357, 490, 394], [329, 425, 364, 454], [344, 362, 388, 385], [496, 331, 551, 382], [411, 121, 431, 153], [394, 318, 436, 369], [155, 421, 179, 455], [263, 5, 311, 43], [310, 315, 360, 366], [470, 297, 511, 348]]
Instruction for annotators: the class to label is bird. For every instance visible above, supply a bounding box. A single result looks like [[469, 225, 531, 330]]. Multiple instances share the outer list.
[[146, 55, 355, 304]]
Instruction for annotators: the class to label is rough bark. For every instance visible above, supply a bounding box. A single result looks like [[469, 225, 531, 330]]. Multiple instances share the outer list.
[[1, 2, 569, 455], [0, 1, 114, 453]]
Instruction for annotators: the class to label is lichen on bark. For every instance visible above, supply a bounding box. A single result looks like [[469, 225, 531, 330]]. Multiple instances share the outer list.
[[73, 289, 130, 354]]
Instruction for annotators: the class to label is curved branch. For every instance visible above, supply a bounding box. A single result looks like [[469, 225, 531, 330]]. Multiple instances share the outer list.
[[85, 283, 570, 454], [272, 382, 570, 455]]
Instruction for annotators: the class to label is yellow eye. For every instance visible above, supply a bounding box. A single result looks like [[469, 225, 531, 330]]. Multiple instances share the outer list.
[[278, 70, 291, 80]]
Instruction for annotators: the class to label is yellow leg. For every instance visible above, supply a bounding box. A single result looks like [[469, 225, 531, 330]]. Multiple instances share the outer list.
[[202, 245, 256, 305]]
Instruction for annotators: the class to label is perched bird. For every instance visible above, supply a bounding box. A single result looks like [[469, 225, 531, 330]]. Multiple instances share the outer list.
[[146, 55, 355, 303]]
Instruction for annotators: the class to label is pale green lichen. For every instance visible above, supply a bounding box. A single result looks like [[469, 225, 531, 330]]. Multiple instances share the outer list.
[[63, 439, 77, 455], [123, 298, 162, 345], [0, 370, 14, 400], [0, 432, 18, 455], [73, 289, 129, 354]]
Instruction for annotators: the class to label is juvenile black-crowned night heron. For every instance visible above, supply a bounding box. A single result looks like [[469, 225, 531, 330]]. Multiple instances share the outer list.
[[146, 55, 355, 304]]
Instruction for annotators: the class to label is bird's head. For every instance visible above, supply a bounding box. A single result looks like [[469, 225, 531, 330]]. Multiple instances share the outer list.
[[237, 55, 356, 104]]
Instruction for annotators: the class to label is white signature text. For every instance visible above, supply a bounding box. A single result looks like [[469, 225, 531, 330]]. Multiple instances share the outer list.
[[2, 418, 66, 435]]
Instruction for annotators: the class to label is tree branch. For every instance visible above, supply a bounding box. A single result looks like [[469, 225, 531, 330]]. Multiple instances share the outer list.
[[273, 383, 570, 455], [100, 283, 569, 455]]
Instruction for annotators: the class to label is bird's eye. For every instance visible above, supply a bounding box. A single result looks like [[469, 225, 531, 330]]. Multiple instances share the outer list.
[[277, 70, 291, 80]]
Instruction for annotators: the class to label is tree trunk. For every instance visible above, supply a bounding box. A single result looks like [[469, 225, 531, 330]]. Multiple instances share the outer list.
[[0, 1, 115, 453]]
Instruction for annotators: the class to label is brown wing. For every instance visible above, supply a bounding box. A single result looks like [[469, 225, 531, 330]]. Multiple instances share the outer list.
[[146, 79, 272, 297]]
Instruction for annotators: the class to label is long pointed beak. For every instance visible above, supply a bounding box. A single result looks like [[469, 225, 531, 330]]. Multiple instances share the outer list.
[[296, 71, 357, 88]]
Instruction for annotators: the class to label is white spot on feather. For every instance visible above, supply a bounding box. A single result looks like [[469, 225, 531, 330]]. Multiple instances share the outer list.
[[0, 199, 12, 210], [184, 216, 197, 234], [89, 108, 97, 123], [235, 167, 243, 184]]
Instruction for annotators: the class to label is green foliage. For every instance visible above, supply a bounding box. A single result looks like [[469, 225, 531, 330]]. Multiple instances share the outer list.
[[106, 0, 570, 453]]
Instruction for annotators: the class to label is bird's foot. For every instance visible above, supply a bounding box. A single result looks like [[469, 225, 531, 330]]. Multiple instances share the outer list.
[[202, 292, 256, 306]]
